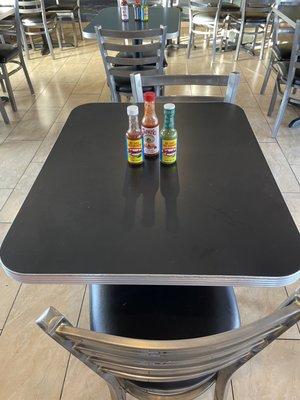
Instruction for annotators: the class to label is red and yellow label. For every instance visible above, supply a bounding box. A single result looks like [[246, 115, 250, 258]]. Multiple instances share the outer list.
[[161, 138, 177, 164], [127, 138, 143, 165]]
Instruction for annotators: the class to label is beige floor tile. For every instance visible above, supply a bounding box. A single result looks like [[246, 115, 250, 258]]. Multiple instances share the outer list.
[[285, 280, 300, 295], [31, 83, 75, 110], [235, 287, 300, 339], [5, 108, 61, 141], [56, 94, 100, 123], [0, 189, 12, 209], [0, 266, 20, 330], [0, 141, 41, 189], [259, 142, 300, 193], [0, 121, 16, 144], [0, 162, 43, 223], [232, 340, 300, 400], [277, 132, 300, 167], [33, 123, 64, 163], [0, 222, 10, 244], [291, 165, 300, 184], [244, 108, 275, 143], [99, 84, 111, 102], [0, 284, 85, 400], [72, 76, 106, 95], [51, 63, 87, 84], [282, 193, 300, 231]]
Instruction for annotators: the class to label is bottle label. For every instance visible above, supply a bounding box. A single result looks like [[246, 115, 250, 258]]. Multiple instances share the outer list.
[[120, 5, 129, 21], [161, 138, 177, 164], [142, 125, 159, 155], [127, 138, 143, 164]]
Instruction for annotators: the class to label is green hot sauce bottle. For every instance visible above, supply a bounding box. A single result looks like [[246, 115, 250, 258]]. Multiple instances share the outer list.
[[160, 103, 177, 165]]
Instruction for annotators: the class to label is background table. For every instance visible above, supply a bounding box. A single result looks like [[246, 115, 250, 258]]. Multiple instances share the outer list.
[[0, 6, 14, 20], [1, 103, 299, 287], [83, 6, 180, 40]]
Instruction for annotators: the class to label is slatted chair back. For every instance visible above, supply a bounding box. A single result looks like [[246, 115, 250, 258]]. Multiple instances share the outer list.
[[37, 289, 300, 400], [17, 0, 46, 15], [130, 72, 240, 103], [95, 25, 166, 102]]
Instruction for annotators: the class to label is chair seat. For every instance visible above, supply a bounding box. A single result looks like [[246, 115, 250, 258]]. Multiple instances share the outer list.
[[272, 42, 292, 61], [22, 12, 56, 26], [0, 43, 18, 63], [277, 61, 300, 85], [90, 285, 240, 340], [245, 10, 268, 23]]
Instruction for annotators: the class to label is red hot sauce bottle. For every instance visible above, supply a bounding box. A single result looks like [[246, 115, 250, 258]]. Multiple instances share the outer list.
[[141, 92, 159, 158]]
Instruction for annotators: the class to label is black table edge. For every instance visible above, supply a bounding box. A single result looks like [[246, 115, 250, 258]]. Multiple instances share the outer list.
[[1, 262, 299, 287]]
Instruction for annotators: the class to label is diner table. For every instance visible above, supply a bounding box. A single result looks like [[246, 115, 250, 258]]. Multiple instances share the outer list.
[[0, 103, 299, 287], [83, 6, 181, 41], [272, 4, 300, 128]]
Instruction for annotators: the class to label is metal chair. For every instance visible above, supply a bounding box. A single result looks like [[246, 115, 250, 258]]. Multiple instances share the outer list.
[[37, 287, 300, 400], [46, 0, 83, 48], [130, 71, 240, 102], [232, 0, 274, 61], [0, 0, 34, 112], [0, 96, 9, 123], [186, 0, 240, 61], [267, 19, 300, 137], [95, 25, 167, 102], [18, 0, 62, 60], [260, 0, 297, 94]]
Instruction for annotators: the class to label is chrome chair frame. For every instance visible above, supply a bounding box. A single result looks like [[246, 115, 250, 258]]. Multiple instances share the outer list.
[[18, 0, 62, 60], [267, 19, 300, 137], [130, 71, 240, 103], [95, 25, 166, 102], [233, 0, 274, 61], [37, 288, 300, 400], [187, 0, 228, 61], [0, 0, 34, 113], [0, 96, 9, 123]]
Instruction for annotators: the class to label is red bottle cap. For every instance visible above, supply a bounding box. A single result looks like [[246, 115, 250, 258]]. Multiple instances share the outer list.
[[144, 91, 156, 102]]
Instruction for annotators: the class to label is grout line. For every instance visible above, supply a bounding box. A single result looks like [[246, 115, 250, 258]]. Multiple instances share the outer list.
[[59, 285, 87, 400], [1, 284, 22, 332]]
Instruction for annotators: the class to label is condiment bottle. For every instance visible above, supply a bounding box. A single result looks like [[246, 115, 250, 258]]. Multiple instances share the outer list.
[[120, 0, 129, 22], [134, 0, 141, 21], [126, 105, 143, 166], [160, 103, 177, 165], [141, 92, 159, 158], [141, 0, 148, 22]]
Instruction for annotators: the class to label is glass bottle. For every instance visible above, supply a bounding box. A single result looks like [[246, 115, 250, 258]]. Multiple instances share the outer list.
[[120, 0, 129, 22], [141, 92, 159, 158], [126, 105, 143, 166], [160, 103, 177, 165]]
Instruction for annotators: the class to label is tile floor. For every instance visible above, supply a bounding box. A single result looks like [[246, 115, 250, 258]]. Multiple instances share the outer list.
[[0, 31, 299, 400]]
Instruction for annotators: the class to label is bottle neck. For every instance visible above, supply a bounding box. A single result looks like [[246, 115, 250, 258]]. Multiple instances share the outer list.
[[164, 109, 175, 129], [129, 115, 139, 132], [144, 101, 156, 117]]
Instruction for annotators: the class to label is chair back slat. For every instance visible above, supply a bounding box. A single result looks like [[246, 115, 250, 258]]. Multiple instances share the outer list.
[[100, 28, 164, 39], [37, 290, 300, 386], [130, 72, 240, 103], [106, 56, 160, 66], [17, 0, 43, 14], [103, 42, 161, 52]]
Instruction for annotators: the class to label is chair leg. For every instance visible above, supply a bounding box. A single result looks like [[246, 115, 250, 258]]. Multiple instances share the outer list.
[[259, 21, 269, 61], [20, 24, 30, 60], [0, 98, 9, 124], [77, 8, 84, 40], [234, 22, 244, 61], [251, 25, 258, 53], [214, 365, 239, 400], [271, 83, 293, 138], [0, 78, 6, 92], [102, 374, 126, 400], [44, 25, 55, 60], [211, 20, 219, 62], [267, 80, 278, 117], [29, 35, 35, 51], [187, 28, 194, 58], [56, 24, 63, 50], [71, 14, 78, 48], [1, 64, 17, 111], [260, 55, 273, 95], [19, 51, 35, 95]]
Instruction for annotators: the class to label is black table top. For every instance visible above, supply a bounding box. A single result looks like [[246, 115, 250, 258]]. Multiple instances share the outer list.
[[83, 6, 180, 40], [274, 5, 300, 28], [1, 103, 299, 286]]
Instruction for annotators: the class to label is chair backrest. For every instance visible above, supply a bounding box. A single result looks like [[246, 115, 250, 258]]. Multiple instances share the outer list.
[[130, 72, 240, 103], [282, 19, 300, 86], [17, 0, 46, 15], [36, 289, 300, 389], [95, 25, 166, 102]]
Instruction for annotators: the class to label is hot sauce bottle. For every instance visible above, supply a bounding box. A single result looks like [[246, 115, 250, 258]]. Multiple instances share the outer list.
[[126, 105, 144, 166], [120, 0, 129, 22], [142, 92, 159, 158], [160, 103, 177, 165]]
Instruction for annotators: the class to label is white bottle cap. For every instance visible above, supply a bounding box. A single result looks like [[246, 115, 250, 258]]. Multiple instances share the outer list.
[[127, 105, 139, 116], [164, 103, 175, 110]]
